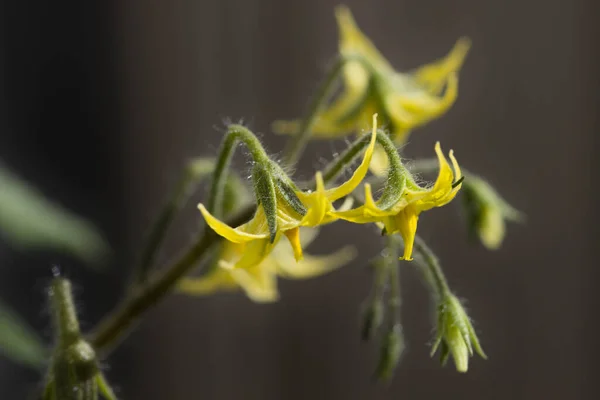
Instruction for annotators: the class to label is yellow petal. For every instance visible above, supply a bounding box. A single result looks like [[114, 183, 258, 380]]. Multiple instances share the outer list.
[[298, 172, 329, 227], [363, 184, 396, 218], [232, 238, 278, 271], [332, 205, 372, 223], [276, 246, 357, 279], [449, 149, 462, 193], [230, 264, 279, 303], [335, 6, 393, 76], [432, 142, 455, 193], [325, 114, 378, 201], [198, 204, 268, 243], [385, 73, 458, 133], [177, 269, 237, 296], [397, 207, 419, 261], [413, 37, 471, 93], [284, 227, 303, 261]]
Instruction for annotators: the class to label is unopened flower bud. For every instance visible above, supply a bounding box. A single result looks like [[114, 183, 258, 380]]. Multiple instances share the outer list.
[[44, 276, 117, 399], [431, 294, 486, 372], [375, 324, 404, 380], [461, 176, 522, 250], [360, 298, 384, 341]]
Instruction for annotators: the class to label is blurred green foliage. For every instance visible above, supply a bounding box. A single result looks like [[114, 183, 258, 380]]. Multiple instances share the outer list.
[[0, 164, 109, 267], [0, 300, 46, 368]]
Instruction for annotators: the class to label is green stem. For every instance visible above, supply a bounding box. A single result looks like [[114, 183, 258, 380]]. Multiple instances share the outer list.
[[135, 159, 214, 283], [207, 125, 270, 218], [413, 235, 451, 300], [319, 130, 403, 192], [282, 56, 348, 166], [387, 237, 401, 325], [89, 205, 255, 353], [50, 278, 81, 346]]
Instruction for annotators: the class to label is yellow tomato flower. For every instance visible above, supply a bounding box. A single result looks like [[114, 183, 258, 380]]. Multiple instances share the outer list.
[[334, 142, 462, 260], [178, 229, 356, 302], [198, 115, 378, 265], [274, 6, 470, 170]]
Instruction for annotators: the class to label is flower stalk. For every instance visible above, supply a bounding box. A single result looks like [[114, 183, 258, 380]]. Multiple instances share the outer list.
[[282, 55, 349, 166], [45, 276, 117, 400]]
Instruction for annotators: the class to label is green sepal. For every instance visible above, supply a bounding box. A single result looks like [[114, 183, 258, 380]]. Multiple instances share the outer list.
[[430, 293, 486, 372], [252, 164, 278, 243], [374, 130, 407, 210], [274, 178, 307, 217]]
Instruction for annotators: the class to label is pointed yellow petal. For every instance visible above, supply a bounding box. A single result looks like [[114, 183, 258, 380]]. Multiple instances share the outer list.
[[413, 37, 471, 93], [298, 172, 329, 227], [335, 6, 393, 75], [449, 150, 462, 192], [177, 269, 237, 296], [386, 73, 458, 132], [326, 114, 378, 201], [397, 207, 419, 261], [432, 142, 454, 193], [284, 227, 304, 262], [363, 183, 396, 218], [276, 246, 357, 279], [331, 206, 372, 223], [198, 204, 268, 243], [230, 264, 279, 303], [232, 238, 278, 270]]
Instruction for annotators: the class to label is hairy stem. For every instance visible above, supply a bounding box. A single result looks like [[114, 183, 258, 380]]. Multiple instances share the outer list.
[[387, 238, 401, 324], [282, 56, 347, 166], [208, 124, 270, 218], [89, 205, 255, 353], [413, 235, 451, 300], [135, 159, 214, 283]]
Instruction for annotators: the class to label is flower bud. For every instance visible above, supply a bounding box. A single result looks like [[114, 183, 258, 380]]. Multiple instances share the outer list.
[[431, 294, 486, 372], [360, 298, 384, 341], [461, 176, 522, 250], [375, 324, 404, 380], [44, 276, 117, 399]]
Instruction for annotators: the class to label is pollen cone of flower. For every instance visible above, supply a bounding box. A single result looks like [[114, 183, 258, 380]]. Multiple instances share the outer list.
[[178, 228, 357, 302], [273, 6, 470, 173], [430, 294, 486, 373], [334, 141, 462, 261], [198, 114, 378, 268], [461, 176, 523, 249]]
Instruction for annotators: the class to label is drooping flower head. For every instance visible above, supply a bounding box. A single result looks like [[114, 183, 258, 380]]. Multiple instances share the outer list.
[[274, 6, 470, 172], [178, 228, 356, 302], [334, 141, 462, 260], [198, 114, 378, 269]]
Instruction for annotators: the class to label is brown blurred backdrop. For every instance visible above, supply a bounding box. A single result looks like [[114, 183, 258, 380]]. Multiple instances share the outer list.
[[1, 0, 599, 399]]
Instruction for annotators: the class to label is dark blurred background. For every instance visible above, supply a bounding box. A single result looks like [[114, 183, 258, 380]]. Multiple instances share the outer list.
[[1, 0, 599, 398]]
